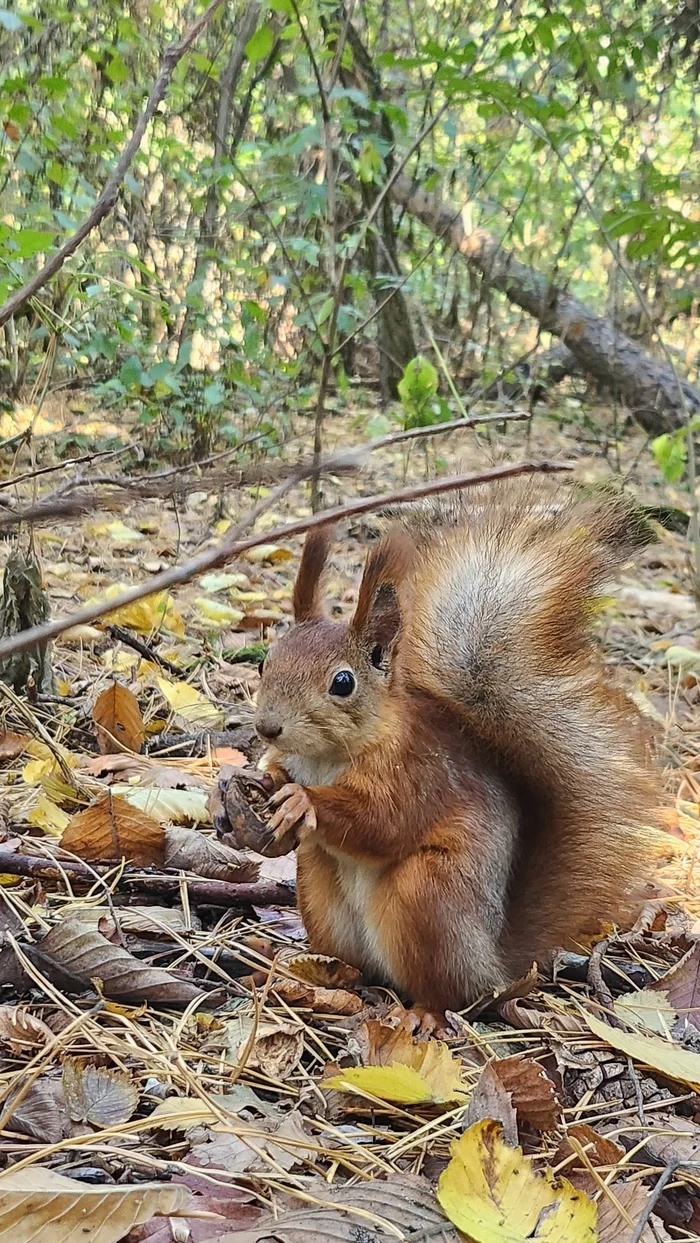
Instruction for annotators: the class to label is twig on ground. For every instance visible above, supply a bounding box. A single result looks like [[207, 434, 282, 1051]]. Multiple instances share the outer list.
[[630, 1161, 679, 1243], [0, 848, 295, 908], [0, 459, 573, 665], [108, 625, 184, 678], [0, 0, 227, 328]]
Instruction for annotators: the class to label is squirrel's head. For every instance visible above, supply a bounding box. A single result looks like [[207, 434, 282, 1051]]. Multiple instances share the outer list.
[[255, 527, 411, 777]]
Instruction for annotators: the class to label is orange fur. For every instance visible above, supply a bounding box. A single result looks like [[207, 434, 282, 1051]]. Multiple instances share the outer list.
[[293, 527, 333, 621], [256, 481, 661, 1012]]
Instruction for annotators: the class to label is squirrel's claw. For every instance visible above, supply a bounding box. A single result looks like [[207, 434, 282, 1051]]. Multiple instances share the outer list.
[[268, 782, 317, 843]]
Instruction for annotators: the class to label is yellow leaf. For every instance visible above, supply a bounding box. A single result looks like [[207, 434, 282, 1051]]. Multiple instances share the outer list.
[[584, 1010, 700, 1090], [111, 784, 210, 825], [87, 519, 145, 545], [215, 518, 232, 535], [200, 572, 250, 592], [155, 676, 224, 728], [193, 598, 245, 627], [245, 543, 293, 564], [324, 1037, 466, 1105], [27, 795, 70, 836], [614, 988, 678, 1035], [229, 589, 267, 603], [85, 585, 185, 637], [102, 650, 140, 673], [22, 742, 77, 786], [437, 1119, 596, 1242]]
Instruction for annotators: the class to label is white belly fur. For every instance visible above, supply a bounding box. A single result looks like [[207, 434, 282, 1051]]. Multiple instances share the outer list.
[[326, 850, 388, 978]]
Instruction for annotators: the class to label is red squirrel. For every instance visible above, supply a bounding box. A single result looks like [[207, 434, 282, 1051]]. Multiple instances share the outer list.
[[253, 482, 659, 1013]]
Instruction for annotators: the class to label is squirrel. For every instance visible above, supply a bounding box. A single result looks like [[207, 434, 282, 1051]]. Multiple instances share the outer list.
[[253, 481, 660, 1014]]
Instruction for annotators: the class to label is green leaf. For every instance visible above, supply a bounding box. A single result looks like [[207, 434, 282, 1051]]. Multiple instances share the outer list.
[[397, 355, 441, 429], [652, 431, 686, 484], [12, 229, 56, 259], [105, 53, 129, 85], [245, 23, 274, 65]]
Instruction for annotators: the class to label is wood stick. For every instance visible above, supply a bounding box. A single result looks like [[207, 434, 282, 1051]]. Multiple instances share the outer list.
[[0, 848, 295, 908], [0, 0, 226, 329], [0, 459, 572, 665]]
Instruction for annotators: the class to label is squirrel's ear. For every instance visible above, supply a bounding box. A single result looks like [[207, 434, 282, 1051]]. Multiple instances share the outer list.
[[351, 535, 411, 655], [293, 527, 333, 622]]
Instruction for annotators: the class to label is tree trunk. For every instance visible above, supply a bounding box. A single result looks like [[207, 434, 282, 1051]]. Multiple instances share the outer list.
[[392, 175, 700, 435], [334, 12, 417, 402]]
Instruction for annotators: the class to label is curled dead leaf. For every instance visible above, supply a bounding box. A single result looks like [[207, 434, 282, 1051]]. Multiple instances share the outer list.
[[0, 731, 27, 761], [190, 1109, 313, 1174], [93, 682, 145, 755], [62, 1057, 139, 1126], [60, 791, 164, 866], [0, 1004, 54, 1055], [480, 1054, 563, 1132], [272, 977, 363, 1016], [163, 826, 260, 882], [326, 1021, 466, 1105], [5, 1079, 69, 1144], [284, 953, 363, 989], [242, 1022, 305, 1080], [35, 916, 206, 1008]]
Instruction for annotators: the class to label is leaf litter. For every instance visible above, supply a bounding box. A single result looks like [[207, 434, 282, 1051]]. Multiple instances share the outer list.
[[0, 409, 696, 1241]]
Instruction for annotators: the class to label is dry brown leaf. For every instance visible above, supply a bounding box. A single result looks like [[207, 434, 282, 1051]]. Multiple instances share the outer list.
[[190, 1110, 313, 1174], [500, 998, 585, 1034], [212, 1173, 459, 1243], [61, 791, 165, 866], [483, 1054, 563, 1131], [273, 978, 363, 1015], [163, 826, 260, 882], [0, 1166, 190, 1243], [554, 1123, 625, 1170], [69, 904, 194, 938], [626, 1112, 700, 1171], [284, 953, 363, 989], [597, 1181, 671, 1242], [0, 731, 27, 761], [62, 1057, 140, 1126], [465, 1061, 518, 1146], [93, 682, 145, 754], [36, 916, 206, 1007], [0, 1004, 54, 1055], [5, 1079, 69, 1144], [326, 1021, 466, 1105], [649, 942, 700, 1031], [242, 1022, 305, 1080]]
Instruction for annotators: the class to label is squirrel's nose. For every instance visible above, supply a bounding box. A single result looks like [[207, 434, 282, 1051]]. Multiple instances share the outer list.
[[256, 717, 283, 741]]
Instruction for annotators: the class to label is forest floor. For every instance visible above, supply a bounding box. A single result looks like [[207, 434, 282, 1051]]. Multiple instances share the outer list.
[[0, 392, 698, 1241]]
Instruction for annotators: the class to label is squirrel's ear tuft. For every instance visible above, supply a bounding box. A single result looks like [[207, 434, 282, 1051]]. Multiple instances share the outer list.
[[351, 534, 412, 653], [293, 527, 334, 622]]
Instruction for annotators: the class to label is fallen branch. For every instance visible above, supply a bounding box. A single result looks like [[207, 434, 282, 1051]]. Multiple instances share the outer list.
[[0, 0, 226, 329], [0, 847, 295, 908], [0, 458, 571, 664], [392, 174, 700, 434]]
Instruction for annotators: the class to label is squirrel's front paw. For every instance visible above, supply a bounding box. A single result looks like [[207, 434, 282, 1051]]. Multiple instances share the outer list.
[[267, 782, 317, 850]]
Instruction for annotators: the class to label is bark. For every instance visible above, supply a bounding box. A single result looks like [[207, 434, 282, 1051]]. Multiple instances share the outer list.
[[392, 175, 700, 435]]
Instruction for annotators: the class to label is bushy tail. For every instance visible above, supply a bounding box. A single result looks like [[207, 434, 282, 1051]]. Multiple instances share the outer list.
[[394, 481, 661, 968]]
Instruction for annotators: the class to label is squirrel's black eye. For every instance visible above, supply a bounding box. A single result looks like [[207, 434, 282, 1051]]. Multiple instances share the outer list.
[[371, 644, 383, 669], [329, 669, 356, 697]]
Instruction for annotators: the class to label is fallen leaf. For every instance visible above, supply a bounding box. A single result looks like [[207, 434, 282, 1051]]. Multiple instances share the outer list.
[[26, 793, 70, 835], [216, 1174, 458, 1243], [243, 1022, 305, 1080], [69, 904, 192, 938], [190, 1110, 313, 1174], [0, 731, 27, 761], [200, 572, 250, 592], [163, 826, 259, 881], [145, 1092, 261, 1131], [625, 1112, 700, 1172], [285, 953, 363, 989], [583, 1010, 700, 1090], [35, 916, 206, 1007], [326, 1022, 467, 1104], [90, 585, 185, 637], [93, 682, 145, 754], [0, 1167, 190, 1243], [597, 1181, 671, 1242], [479, 1055, 563, 1132], [0, 1004, 54, 1055], [213, 747, 248, 766], [5, 1079, 69, 1143], [553, 1123, 625, 1170], [465, 1061, 519, 1146], [437, 1119, 596, 1242], [648, 942, 700, 1031], [194, 598, 245, 627], [155, 676, 224, 729], [112, 783, 210, 825], [273, 978, 363, 1015], [88, 519, 145, 545], [62, 1058, 139, 1126], [60, 792, 165, 866], [614, 987, 679, 1035], [244, 544, 293, 564]]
